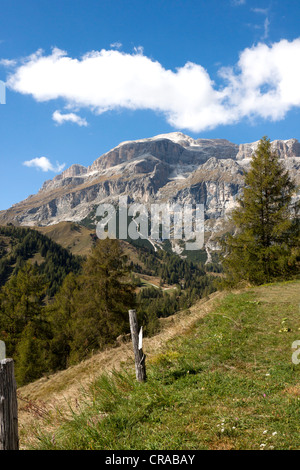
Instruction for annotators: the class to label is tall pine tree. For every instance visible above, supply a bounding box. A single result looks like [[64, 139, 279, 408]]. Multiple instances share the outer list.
[[222, 136, 299, 285]]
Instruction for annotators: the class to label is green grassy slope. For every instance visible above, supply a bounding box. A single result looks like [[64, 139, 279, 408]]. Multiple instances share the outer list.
[[34, 222, 95, 257], [25, 280, 300, 450]]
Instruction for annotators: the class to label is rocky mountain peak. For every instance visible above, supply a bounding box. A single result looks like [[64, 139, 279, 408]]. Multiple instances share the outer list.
[[0, 133, 299, 230]]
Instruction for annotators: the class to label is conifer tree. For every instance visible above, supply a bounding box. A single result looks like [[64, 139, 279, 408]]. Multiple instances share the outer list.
[[68, 239, 135, 363], [0, 263, 48, 356], [0, 263, 50, 384], [46, 272, 80, 371], [15, 321, 49, 386], [222, 136, 299, 285]]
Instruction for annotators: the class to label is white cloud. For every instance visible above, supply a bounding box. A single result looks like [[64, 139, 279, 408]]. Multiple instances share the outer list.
[[262, 17, 270, 40], [5, 39, 300, 132], [133, 46, 144, 54], [0, 58, 17, 67], [251, 8, 268, 14], [52, 110, 88, 126], [110, 42, 122, 49], [220, 38, 300, 121], [23, 156, 65, 172], [232, 0, 246, 5], [251, 7, 270, 40]]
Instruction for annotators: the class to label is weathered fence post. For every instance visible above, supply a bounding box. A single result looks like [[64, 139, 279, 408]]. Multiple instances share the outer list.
[[0, 342, 5, 362], [128, 310, 146, 382], [0, 353, 19, 450]]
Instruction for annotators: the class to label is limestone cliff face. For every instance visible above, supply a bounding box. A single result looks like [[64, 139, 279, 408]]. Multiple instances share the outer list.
[[0, 133, 299, 228], [236, 138, 300, 160], [156, 158, 244, 220]]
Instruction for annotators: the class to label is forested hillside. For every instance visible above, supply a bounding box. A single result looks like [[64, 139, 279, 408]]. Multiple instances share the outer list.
[[0, 225, 217, 386], [0, 225, 82, 296]]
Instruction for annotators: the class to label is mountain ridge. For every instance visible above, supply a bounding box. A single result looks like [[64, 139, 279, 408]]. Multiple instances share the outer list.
[[1, 133, 299, 234]]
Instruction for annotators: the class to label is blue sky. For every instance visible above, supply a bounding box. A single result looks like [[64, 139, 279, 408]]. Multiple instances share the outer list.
[[0, 0, 300, 210]]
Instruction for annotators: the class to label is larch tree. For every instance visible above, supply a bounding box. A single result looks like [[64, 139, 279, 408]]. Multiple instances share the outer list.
[[68, 238, 136, 363]]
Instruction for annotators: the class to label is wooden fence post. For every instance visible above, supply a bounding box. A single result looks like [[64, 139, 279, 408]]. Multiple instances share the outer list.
[[0, 358, 19, 450], [128, 310, 146, 382]]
